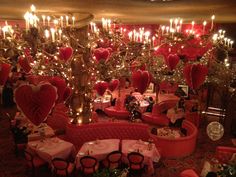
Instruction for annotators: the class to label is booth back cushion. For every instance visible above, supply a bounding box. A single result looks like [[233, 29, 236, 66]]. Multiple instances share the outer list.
[[216, 146, 236, 164], [152, 100, 178, 116], [47, 112, 70, 130], [65, 122, 150, 148]]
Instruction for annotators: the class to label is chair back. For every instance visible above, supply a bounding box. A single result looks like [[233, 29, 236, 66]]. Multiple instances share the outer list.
[[52, 158, 69, 171], [107, 151, 122, 168], [80, 156, 97, 173], [127, 152, 144, 170]]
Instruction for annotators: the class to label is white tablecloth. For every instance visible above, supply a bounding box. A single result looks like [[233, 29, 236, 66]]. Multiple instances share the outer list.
[[167, 108, 185, 123], [122, 139, 160, 175], [76, 139, 120, 168], [28, 137, 76, 163], [93, 99, 111, 111], [139, 100, 149, 113]]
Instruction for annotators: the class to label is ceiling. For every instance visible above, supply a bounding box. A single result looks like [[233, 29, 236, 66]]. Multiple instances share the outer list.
[[0, 0, 236, 24]]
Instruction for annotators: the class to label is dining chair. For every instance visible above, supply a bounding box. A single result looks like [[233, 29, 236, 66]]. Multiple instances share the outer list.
[[24, 150, 48, 177], [102, 150, 122, 169], [80, 156, 99, 176], [51, 157, 75, 177], [127, 152, 145, 177]]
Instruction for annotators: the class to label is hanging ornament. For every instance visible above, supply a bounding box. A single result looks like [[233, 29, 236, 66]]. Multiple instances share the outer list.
[[0, 63, 11, 85], [59, 47, 73, 61], [132, 70, 151, 94], [18, 55, 32, 73], [108, 79, 120, 92], [165, 54, 180, 71], [94, 81, 108, 96], [93, 48, 110, 63]]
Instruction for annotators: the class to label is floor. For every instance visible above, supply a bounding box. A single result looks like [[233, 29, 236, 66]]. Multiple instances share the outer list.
[[0, 106, 234, 177]]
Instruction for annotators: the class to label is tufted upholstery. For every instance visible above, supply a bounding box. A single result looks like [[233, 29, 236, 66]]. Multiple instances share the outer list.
[[46, 112, 70, 131], [180, 169, 199, 177], [150, 120, 198, 158], [65, 122, 150, 149], [215, 146, 236, 164]]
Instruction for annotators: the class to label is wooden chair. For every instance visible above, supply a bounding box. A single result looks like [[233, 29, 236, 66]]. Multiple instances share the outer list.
[[51, 158, 75, 177], [102, 150, 122, 169], [80, 156, 99, 176], [127, 152, 145, 177], [24, 150, 47, 177]]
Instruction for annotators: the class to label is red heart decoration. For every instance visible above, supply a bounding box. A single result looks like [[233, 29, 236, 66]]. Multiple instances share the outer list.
[[14, 83, 57, 126], [183, 64, 208, 90], [108, 79, 120, 92], [27, 75, 52, 85], [94, 81, 108, 96], [93, 48, 110, 62], [165, 54, 180, 70], [0, 63, 11, 85], [18, 56, 31, 73], [59, 47, 73, 61], [49, 77, 71, 103], [132, 70, 151, 94]]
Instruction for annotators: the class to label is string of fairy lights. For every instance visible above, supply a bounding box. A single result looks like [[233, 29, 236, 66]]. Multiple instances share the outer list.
[[0, 5, 235, 123]]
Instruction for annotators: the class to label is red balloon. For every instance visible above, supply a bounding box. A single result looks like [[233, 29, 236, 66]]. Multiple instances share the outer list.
[[14, 83, 57, 126], [93, 48, 110, 62], [183, 64, 208, 90], [59, 47, 73, 61], [94, 81, 108, 96], [0, 63, 11, 85], [132, 70, 151, 94], [108, 79, 120, 92], [165, 54, 180, 70]]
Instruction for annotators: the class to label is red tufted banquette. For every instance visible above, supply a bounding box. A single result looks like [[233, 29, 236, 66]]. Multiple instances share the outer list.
[[65, 122, 150, 149]]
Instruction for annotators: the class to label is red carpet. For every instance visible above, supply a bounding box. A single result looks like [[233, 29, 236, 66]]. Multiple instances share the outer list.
[[0, 107, 233, 177]]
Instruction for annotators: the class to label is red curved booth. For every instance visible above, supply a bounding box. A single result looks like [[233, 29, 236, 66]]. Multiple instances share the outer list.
[[65, 122, 150, 149], [150, 120, 198, 158], [104, 106, 130, 119]]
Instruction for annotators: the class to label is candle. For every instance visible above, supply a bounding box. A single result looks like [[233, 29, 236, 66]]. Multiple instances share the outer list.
[[176, 26, 180, 33], [60, 16, 64, 27], [2, 27, 7, 39], [44, 29, 50, 39], [191, 21, 195, 31], [42, 15, 46, 26], [152, 36, 155, 47], [227, 39, 230, 47], [211, 15, 215, 30], [179, 19, 183, 32], [53, 19, 58, 28], [174, 18, 179, 29], [47, 16, 50, 26], [170, 19, 173, 30], [128, 31, 133, 41], [230, 41, 234, 48], [166, 26, 169, 34], [107, 19, 111, 31], [72, 16, 75, 27], [66, 16, 69, 26], [161, 26, 165, 35], [203, 21, 207, 34], [50, 28, 55, 42], [58, 29, 62, 41], [224, 38, 227, 45], [24, 11, 30, 31]]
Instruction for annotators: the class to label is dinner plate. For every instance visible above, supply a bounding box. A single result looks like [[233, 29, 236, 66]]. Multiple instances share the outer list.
[[78, 152, 85, 156]]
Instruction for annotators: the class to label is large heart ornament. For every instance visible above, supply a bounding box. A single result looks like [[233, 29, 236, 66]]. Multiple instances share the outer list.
[[183, 64, 208, 90], [165, 54, 180, 70], [49, 76, 71, 103], [132, 70, 151, 94], [94, 81, 108, 96], [108, 79, 120, 92], [93, 48, 110, 62], [14, 83, 57, 126], [0, 63, 11, 85], [59, 47, 73, 61], [18, 56, 31, 73]]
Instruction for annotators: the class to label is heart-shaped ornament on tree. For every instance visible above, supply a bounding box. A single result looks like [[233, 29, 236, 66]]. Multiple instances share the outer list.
[[132, 70, 151, 94], [93, 48, 110, 62], [108, 79, 120, 92], [94, 81, 108, 96], [18, 56, 32, 73], [165, 54, 180, 71], [0, 63, 11, 85], [14, 83, 57, 126], [183, 64, 208, 90], [59, 47, 73, 61]]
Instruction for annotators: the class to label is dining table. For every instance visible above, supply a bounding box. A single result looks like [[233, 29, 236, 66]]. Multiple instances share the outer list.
[[27, 137, 76, 163], [121, 139, 161, 175], [75, 139, 120, 169], [93, 98, 111, 111], [139, 100, 150, 113]]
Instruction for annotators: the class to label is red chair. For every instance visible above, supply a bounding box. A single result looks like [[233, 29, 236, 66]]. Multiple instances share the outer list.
[[180, 169, 199, 177], [102, 150, 122, 169], [80, 156, 99, 175], [24, 150, 48, 177], [51, 158, 75, 177], [127, 152, 145, 177], [215, 146, 236, 164]]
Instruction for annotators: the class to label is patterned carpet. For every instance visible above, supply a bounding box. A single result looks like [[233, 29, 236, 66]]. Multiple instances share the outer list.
[[0, 106, 234, 177]]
